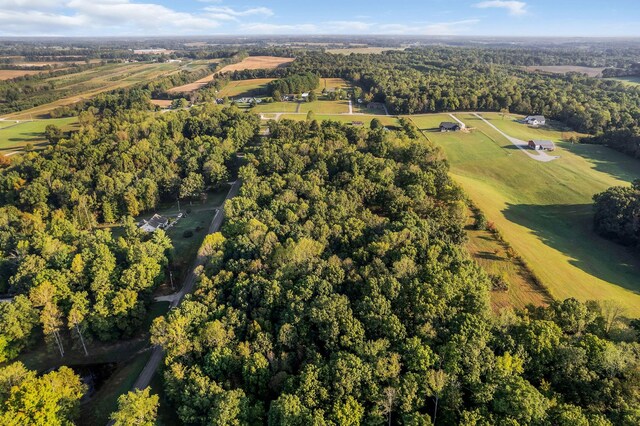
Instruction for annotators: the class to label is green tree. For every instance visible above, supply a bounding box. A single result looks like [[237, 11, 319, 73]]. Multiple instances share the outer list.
[[110, 388, 159, 426]]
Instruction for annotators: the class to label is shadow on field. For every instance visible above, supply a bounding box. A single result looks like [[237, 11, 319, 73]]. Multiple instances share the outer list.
[[560, 142, 640, 183], [503, 202, 640, 293]]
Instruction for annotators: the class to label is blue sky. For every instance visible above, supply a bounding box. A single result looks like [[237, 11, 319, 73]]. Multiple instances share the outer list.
[[1, 0, 640, 37]]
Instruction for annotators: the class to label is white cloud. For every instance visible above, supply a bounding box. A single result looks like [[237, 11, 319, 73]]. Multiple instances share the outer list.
[[239, 22, 319, 34], [474, 1, 527, 16], [203, 6, 273, 22]]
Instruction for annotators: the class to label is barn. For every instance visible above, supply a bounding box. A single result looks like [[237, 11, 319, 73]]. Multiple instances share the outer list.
[[528, 140, 555, 151]]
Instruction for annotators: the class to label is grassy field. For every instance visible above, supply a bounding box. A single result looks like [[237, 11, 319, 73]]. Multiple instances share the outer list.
[[604, 76, 640, 86], [410, 112, 640, 316], [299, 100, 350, 114], [217, 78, 274, 98], [3, 62, 186, 120], [0, 117, 80, 153], [320, 77, 350, 91], [280, 113, 400, 127], [0, 69, 43, 80], [252, 102, 299, 113]]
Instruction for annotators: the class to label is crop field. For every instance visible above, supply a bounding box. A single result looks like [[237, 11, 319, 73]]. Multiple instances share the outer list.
[[0, 69, 44, 80], [523, 65, 606, 77], [410, 112, 640, 315], [2, 62, 186, 120], [217, 78, 274, 98], [218, 56, 295, 73], [299, 100, 350, 114], [0, 117, 80, 153]]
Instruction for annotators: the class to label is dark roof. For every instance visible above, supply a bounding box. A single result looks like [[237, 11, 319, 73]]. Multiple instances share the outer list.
[[525, 115, 546, 121], [145, 214, 168, 229], [352, 121, 364, 125], [439, 122, 459, 129], [530, 139, 555, 149]]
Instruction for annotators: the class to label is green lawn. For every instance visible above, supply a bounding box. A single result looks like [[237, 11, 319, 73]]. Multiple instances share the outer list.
[[0, 117, 80, 152], [280, 113, 399, 127], [217, 78, 274, 98], [299, 100, 350, 114], [411, 112, 640, 316], [252, 102, 298, 113]]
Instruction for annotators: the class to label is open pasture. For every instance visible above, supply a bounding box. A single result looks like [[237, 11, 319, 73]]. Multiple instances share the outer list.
[[218, 56, 295, 73], [217, 78, 274, 98], [411, 112, 640, 315], [299, 100, 350, 114], [0, 117, 80, 153], [0, 69, 44, 80], [280, 113, 399, 127]]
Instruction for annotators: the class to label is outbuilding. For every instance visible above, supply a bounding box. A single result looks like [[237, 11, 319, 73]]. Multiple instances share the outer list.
[[439, 122, 460, 132], [528, 139, 555, 151]]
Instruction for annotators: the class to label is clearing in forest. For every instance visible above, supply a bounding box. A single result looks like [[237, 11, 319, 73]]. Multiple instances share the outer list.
[[0, 117, 80, 153], [410, 112, 640, 316], [217, 78, 274, 98]]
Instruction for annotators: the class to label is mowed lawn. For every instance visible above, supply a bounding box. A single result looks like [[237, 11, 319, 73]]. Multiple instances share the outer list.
[[0, 117, 80, 153], [300, 100, 350, 114], [410, 112, 640, 315], [252, 102, 299, 113], [280, 113, 399, 127], [217, 78, 274, 98]]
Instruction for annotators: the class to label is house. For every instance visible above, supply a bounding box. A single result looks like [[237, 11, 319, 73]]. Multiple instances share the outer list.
[[439, 122, 460, 132], [139, 214, 169, 232], [301, 92, 310, 100], [367, 102, 385, 110], [528, 140, 555, 151], [524, 115, 546, 126]]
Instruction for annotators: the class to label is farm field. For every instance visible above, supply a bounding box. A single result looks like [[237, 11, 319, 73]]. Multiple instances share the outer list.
[[2, 62, 185, 120], [166, 60, 222, 93], [523, 65, 606, 77], [0, 117, 80, 153], [299, 100, 350, 114], [218, 56, 295, 73], [217, 78, 274, 98], [0, 69, 43, 80], [605, 76, 640, 86], [410, 112, 640, 315]]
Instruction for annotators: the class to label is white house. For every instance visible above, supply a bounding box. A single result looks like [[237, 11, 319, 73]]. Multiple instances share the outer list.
[[524, 115, 546, 126], [139, 214, 169, 233]]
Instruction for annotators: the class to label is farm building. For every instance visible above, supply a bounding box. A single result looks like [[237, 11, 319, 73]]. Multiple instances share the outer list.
[[528, 140, 555, 151], [139, 214, 169, 232], [439, 122, 461, 132], [524, 115, 546, 126]]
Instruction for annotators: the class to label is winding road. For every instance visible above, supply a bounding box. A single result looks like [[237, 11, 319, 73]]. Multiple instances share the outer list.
[[128, 179, 241, 394]]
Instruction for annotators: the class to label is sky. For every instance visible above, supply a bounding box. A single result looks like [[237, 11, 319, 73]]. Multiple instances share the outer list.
[[1, 0, 640, 37]]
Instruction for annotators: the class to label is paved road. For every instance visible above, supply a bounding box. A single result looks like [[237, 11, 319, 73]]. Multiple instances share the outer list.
[[127, 179, 241, 394], [472, 113, 559, 162]]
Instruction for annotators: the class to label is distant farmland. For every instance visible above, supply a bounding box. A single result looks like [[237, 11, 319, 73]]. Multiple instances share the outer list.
[[0, 69, 44, 80], [218, 56, 294, 73], [523, 65, 606, 77]]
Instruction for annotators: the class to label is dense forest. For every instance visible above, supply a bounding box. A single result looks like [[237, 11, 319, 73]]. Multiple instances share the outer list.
[[0, 102, 259, 366], [267, 72, 320, 97], [151, 119, 639, 425]]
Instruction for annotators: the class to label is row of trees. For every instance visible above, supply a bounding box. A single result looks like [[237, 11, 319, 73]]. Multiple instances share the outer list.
[[151, 119, 639, 424], [268, 72, 320, 97]]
